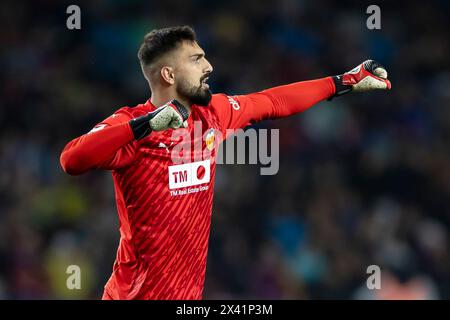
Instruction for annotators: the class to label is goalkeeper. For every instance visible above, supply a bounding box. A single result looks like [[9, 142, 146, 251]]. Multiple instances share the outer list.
[[60, 26, 391, 300]]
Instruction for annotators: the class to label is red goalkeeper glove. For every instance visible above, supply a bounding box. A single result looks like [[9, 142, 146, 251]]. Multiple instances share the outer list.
[[331, 60, 391, 98]]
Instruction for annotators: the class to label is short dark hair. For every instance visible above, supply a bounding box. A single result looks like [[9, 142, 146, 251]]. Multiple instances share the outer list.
[[137, 26, 197, 67]]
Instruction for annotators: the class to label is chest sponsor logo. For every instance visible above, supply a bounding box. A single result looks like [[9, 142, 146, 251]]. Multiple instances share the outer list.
[[168, 159, 210, 190]]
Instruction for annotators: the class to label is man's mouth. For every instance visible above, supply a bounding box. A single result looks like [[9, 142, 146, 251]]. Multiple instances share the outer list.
[[201, 76, 209, 89]]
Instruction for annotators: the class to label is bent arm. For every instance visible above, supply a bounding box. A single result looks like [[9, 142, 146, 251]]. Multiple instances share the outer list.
[[60, 112, 136, 175]]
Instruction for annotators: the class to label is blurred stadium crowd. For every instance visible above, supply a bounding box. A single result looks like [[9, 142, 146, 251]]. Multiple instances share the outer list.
[[0, 0, 449, 299]]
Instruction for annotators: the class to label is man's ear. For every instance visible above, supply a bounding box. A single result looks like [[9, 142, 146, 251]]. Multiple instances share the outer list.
[[161, 66, 175, 85]]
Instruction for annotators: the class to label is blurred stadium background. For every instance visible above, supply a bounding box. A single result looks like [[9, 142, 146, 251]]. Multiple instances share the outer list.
[[0, 0, 449, 299]]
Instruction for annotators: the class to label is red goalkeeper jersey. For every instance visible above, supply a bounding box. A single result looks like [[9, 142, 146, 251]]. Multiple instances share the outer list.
[[60, 77, 335, 299]]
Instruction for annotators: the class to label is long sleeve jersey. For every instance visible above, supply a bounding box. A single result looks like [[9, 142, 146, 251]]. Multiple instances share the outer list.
[[60, 77, 335, 299]]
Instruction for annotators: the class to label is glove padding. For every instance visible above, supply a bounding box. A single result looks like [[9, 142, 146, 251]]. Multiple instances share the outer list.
[[332, 60, 391, 97], [149, 100, 189, 131], [129, 100, 189, 140]]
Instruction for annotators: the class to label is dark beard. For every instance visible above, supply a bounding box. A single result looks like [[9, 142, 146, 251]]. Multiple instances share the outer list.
[[177, 79, 212, 107]]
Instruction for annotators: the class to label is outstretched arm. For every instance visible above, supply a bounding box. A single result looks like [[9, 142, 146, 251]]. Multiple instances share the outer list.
[[211, 60, 391, 134]]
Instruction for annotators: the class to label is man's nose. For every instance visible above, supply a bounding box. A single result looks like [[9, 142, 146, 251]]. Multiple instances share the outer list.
[[204, 59, 213, 73]]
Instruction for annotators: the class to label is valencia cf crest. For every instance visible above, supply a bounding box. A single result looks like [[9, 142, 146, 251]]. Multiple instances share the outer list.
[[205, 129, 215, 151]]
